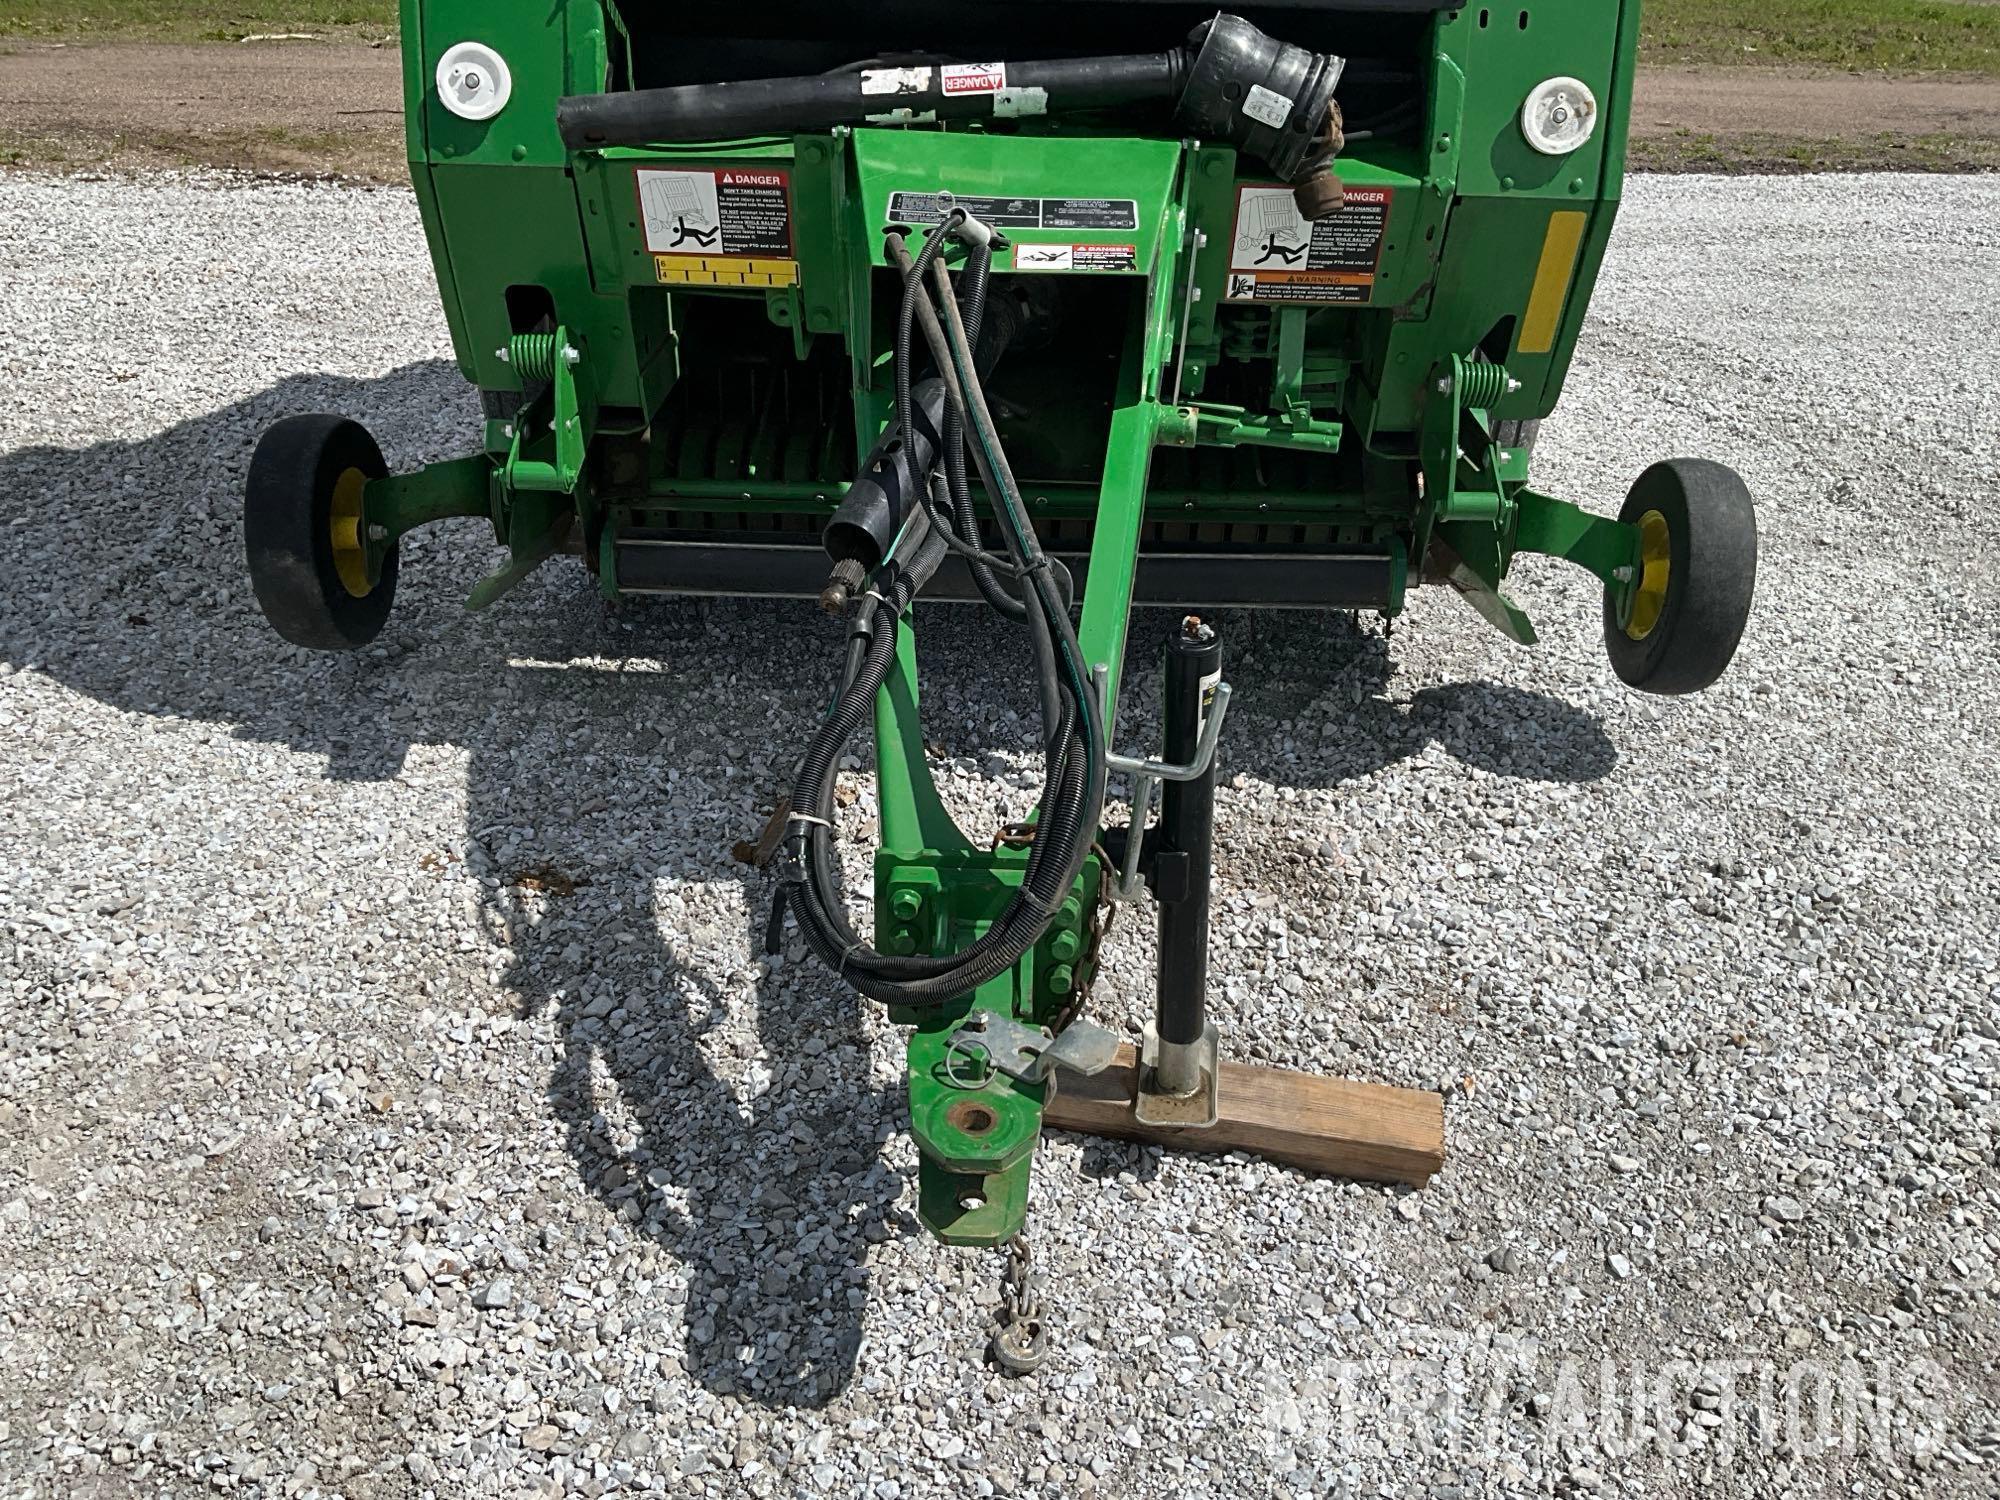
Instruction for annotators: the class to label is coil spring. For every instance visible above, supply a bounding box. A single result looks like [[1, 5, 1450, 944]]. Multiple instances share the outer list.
[[1457, 361, 1514, 409], [509, 332, 559, 382]]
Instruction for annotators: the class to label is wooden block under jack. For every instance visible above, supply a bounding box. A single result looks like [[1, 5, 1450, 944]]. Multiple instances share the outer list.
[[1043, 1043, 1445, 1186]]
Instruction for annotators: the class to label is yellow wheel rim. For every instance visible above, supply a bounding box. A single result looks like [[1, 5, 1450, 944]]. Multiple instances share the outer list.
[[328, 466, 374, 599], [1623, 508, 1671, 642]]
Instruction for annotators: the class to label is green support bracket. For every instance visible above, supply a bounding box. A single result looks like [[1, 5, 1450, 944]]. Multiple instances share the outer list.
[[352, 455, 496, 592], [1420, 352, 1541, 642], [1419, 352, 1644, 643], [868, 151, 1182, 1245], [363, 456, 494, 543], [1513, 487, 1641, 594], [504, 326, 594, 495], [468, 325, 599, 610]]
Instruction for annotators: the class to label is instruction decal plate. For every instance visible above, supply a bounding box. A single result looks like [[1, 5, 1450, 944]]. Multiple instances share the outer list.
[[1012, 242, 1138, 273], [887, 191, 1139, 231], [1225, 185, 1392, 305], [638, 167, 798, 286]]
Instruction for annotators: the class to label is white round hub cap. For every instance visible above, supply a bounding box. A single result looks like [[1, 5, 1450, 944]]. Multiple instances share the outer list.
[[437, 41, 511, 122], [1520, 76, 1598, 156]]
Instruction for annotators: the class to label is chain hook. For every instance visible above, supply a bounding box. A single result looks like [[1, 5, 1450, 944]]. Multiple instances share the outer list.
[[990, 1233, 1048, 1375]]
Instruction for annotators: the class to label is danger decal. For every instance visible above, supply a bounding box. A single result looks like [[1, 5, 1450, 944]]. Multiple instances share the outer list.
[[638, 167, 798, 286], [1225, 185, 1393, 305], [1012, 243, 1138, 273], [941, 63, 1007, 96]]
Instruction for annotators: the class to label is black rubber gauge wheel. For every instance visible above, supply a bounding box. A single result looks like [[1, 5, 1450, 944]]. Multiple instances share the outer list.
[[244, 414, 398, 650], [1602, 457, 1758, 695]]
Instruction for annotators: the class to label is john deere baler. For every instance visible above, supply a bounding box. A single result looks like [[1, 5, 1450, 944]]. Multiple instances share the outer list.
[[245, 0, 1758, 1369]]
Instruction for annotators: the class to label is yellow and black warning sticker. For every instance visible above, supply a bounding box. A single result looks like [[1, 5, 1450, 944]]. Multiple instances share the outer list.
[[1225, 184, 1392, 305], [1012, 242, 1138, 273], [652, 256, 798, 288], [638, 166, 798, 287]]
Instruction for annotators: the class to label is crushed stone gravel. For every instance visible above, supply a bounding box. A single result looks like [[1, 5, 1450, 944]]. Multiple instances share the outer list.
[[1, 170, 1997, 1497]]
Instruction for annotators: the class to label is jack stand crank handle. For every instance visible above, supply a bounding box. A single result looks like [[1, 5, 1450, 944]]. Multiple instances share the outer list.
[[1154, 616, 1221, 1098]]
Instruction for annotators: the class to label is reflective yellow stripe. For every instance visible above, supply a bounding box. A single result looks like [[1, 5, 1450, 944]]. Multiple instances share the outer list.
[[1518, 210, 1588, 356]]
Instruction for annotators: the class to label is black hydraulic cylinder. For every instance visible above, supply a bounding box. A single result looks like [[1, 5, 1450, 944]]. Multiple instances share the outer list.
[[1155, 616, 1221, 1068]]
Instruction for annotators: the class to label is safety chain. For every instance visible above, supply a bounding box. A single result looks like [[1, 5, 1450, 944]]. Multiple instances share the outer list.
[[989, 1232, 1048, 1375]]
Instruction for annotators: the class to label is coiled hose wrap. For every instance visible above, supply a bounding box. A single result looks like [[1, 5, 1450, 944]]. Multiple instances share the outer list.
[[771, 214, 1106, 1008]]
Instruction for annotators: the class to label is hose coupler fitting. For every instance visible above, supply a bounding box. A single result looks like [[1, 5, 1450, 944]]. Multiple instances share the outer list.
[[819, 558, 866, 617]]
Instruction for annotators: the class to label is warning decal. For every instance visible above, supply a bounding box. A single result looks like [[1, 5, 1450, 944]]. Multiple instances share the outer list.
[[887, 191, 1139, 231], [1012, 242, 1138, 273], [941, 63, 1007, 95], [639, 167, 796, 272], [1225, 185, 1392, 305]]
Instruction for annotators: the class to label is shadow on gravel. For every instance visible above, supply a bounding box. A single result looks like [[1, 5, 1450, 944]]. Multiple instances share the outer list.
[[0, 362, 1610, 1411], [0, 362, 891, 1409], [1207, 609, 1619, 788]]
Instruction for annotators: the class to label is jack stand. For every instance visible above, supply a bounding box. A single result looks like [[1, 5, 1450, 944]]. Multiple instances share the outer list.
[[1062, 616, 1446, 1186], [1136, 617, 1224, 1128]]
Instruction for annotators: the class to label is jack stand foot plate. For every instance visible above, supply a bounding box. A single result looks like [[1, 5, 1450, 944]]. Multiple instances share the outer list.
[[1134, 1020, 1220, 1128]]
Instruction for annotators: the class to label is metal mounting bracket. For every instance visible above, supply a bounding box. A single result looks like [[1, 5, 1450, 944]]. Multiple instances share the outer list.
[[946, 1012, 1122, 1087]]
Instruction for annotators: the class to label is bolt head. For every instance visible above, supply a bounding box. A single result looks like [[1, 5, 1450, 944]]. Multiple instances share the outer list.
[[889, 889, 924, 923]]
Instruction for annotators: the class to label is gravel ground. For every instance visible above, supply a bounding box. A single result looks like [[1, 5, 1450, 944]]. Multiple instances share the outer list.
[[1, 172, 1996, 1498]]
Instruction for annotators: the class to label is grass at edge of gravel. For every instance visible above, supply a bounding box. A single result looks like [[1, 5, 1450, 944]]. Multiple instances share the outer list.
[[1644, 0, 2000, 75], [0, 2, 394, 43], [1629, 128, 2000, 173], [0, 122, 407, 183]]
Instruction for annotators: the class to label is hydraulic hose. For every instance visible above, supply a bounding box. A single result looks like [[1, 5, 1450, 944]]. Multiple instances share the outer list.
[[936, 244, 1030, 622], [775, 215, 1104, 1008]]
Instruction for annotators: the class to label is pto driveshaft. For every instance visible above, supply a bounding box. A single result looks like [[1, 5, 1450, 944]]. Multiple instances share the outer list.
[[558, 14, 1349, 206]]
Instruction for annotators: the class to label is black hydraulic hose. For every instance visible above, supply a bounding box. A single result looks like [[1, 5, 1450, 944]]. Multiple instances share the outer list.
[[559, 52, 1187, 150], [777, 236, 1099, 1006], [933, 262, 1107, 844], [894, 223, 956, 463], [940, 244, 1030, 622], [883, 224, 1042, 621]]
